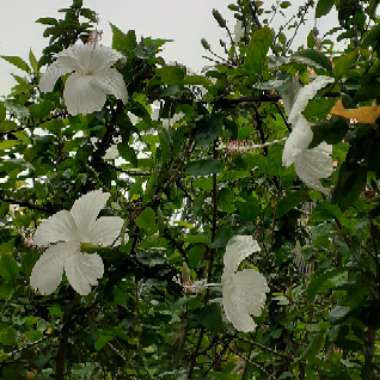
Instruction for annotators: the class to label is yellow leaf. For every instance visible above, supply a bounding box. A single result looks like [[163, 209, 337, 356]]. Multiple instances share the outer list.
[[330, 99, 380, 124]]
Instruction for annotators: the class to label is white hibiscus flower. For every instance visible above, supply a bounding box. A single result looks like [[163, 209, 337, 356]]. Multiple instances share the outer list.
[[278, 75, 335, 193], [39, 43, 128, 115], [30, 190, 124, 296], [222, 235, 269, 333]]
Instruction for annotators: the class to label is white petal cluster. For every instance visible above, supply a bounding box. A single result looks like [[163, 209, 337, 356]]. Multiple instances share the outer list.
[[222, 235, 269, 333], [39, 44, 128, 115], [30, 190, 124, 295], [278, 76, 335, 194], [233, 20, 245, 43]]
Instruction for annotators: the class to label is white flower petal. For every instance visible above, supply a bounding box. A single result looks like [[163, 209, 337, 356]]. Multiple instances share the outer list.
[[224, 235, 261, 274], [64, 252, 104, 295], [233, 20, 244, 42], [39, 59, 74, 93], [77, 44, 124, 74], [33, 210, 79, 246], [294, 142, 333, 194], [288, 76, 334, 124], [63, 73, 107, 115], [277, 76, 301, 115], [92, 68, 128, 104], [70, 190, 110, 238], [222, 269, 269, 332], [103, 144, 119, 160], [282, 115, 313, 167], [88, 216, 124, 246], [30, 241, 78, 295]]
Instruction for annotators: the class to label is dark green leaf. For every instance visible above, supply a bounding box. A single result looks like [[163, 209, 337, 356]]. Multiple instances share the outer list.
[[186, 159, 223, 176], [35, 17, 58, 25], [316, 0, 335, 18], [307, 270, 348, 300], [95, 334, 113, 351], [277, 191, 310, 217], [310, 117, 349, 147], [136, 207, 158, 235], [118, 143, 138, 167], [193, 303, 224, 333], [332, 161, 367, 210], [0, 327, 17, 346], [0, 103, 6, 123]]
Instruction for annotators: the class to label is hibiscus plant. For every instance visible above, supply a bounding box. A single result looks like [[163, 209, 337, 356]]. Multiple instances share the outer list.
[[0, 0, 380, 379]]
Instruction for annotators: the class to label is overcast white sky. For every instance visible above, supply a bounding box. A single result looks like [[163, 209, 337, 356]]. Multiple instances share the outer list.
[[0, 0, 337, 95]]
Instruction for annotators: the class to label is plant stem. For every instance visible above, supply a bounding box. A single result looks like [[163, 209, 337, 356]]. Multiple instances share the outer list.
[[55, 321, 70, 380]]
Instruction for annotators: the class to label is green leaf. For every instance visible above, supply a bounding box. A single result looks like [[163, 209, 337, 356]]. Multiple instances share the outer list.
[[0, 121, 18, 133], [307, 270, 348, 300], [136, 207, 158, 235], [0, 103, 6, 123], [293, 49, 333, 72], [330, 305, 351, 322], [218, 188, 236, 213], [194, 114, 223, 146], [35, 17, 58, 25], [156, 66, 185, 86], [0, 248, 19, 283], [237, 194, 260, 222], [28, 49, 39, 73], [48, 304, 63, 318], [310, 117, 349, 147], [95, 334, 113, 351], [316, 0, 335, 18], [332, 161, 367, 210], [158, 128, 172, 163], [111, 24, 137, 54], [0, 140, 19, 150], [0, 327, 17, 346], [362, 24, 380, 55], [186, 159, 223, 176], [1, 55, 30, 73], [30, 100, 54, 119], [303, 333, 325, 360], [245, 27, 274, 75], [184, 234, 210, 244], [118, 143, 138, 167], [193, 303, 224, 333], [277, 191, 310, 217], [188, 245, 206, 268], [333, 51, 357, 78]]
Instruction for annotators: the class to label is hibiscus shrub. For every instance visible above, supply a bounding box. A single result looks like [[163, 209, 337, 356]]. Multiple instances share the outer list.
[[1, 0, 380, 379]]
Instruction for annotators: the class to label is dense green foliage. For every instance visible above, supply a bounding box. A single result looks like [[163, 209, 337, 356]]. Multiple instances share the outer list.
[[1, 0, 380, 379]]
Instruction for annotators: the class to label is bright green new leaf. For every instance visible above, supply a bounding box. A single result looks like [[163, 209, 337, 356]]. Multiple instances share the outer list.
[[0, 140, 20, 150], [1, 55, 30, 73], [28, 49, 39, 73]]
